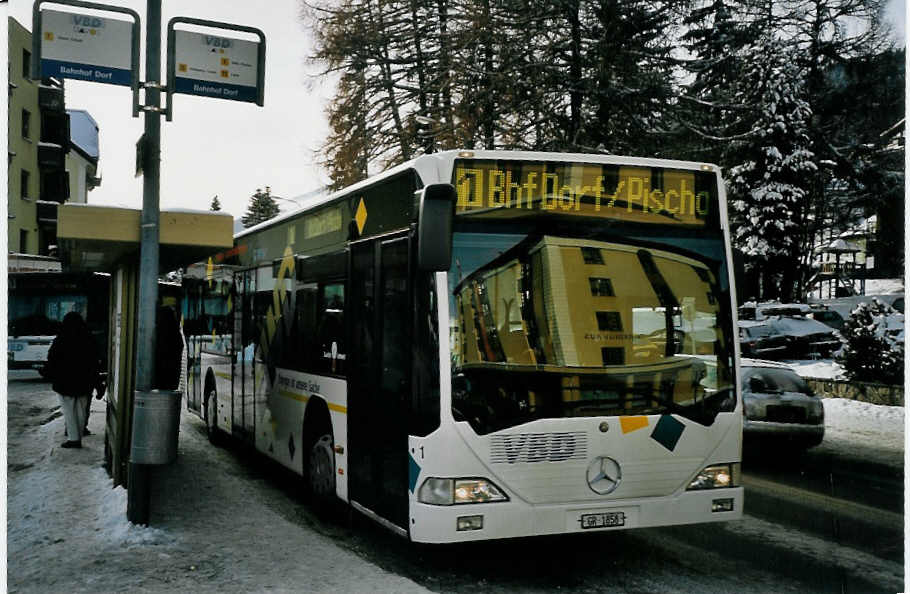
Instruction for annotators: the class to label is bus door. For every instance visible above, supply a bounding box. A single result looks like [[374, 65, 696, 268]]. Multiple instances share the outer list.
[[233, 269, 255, 441], [348, 234, 411, 530]]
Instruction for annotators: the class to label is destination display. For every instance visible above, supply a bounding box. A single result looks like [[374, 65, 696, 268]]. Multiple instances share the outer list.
[[172, 30, 260, 102], [453, 160, 718, 226], [39, 9, 135, 86]]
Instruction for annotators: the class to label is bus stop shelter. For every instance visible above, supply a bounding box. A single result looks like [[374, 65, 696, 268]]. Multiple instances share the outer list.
[[55, 202, 233, 487]]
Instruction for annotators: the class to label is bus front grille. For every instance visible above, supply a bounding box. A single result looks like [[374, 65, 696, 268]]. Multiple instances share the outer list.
[[489, 431, 588, 464]]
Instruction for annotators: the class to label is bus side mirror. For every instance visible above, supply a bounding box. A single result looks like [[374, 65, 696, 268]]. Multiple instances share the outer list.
[[732, 248, 746, 306], [416, 183, 456, 272]]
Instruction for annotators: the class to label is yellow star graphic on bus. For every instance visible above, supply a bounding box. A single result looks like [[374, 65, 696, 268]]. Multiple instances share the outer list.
[[355, 198, 367, 235]]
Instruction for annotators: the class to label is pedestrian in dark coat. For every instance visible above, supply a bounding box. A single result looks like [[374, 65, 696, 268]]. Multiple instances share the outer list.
[[155, 306, 184, 390], [45, 312, 101, 448]]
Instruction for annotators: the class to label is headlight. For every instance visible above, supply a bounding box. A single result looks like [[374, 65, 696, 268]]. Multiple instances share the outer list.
[[686, 463, 741, 490], [417, 477, 509, 505]]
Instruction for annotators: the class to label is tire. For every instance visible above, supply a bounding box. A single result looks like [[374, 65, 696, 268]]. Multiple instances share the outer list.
[[205, 386, 221, 446], [308, 433, 336, 515]]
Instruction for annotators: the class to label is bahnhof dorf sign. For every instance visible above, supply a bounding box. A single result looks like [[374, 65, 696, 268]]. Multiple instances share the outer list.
[[32, 1, 265, 118]]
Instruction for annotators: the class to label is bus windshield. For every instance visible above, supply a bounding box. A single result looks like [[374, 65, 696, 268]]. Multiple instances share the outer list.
[[448, 219, 735, 435]]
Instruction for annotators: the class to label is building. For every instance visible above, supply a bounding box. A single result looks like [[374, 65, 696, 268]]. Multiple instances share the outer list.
[[809, 215, 885, 299], [66, 109, 101, 204], [8, 17, 98, 257]]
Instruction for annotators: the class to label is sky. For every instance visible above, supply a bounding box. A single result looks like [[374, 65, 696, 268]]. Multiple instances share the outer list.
[[6, 0, 334, 220], [4, 0, 906, 222]]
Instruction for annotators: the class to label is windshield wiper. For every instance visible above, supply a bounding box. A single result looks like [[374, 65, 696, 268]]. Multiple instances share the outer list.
[[637, 250, 680, 356]]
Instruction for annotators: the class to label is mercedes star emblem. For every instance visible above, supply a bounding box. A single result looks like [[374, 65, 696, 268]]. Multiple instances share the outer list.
[[586, 456, 622, 495]]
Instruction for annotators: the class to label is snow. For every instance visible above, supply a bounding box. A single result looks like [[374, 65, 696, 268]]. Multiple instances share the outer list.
[[864, 278, 904, 295], [783, 358, 845, 379], [6, 371, 431, 593]]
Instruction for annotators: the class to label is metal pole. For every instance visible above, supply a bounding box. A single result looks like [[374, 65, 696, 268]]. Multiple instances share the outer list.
[[127, 0, 162, 525]]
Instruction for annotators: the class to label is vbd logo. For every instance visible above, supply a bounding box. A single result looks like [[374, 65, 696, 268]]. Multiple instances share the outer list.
[[205, 36, 233, 49], [72, 14, 105, 28]]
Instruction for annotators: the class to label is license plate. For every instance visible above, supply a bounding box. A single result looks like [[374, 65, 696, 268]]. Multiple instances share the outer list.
[[579, 511, 625, 529]]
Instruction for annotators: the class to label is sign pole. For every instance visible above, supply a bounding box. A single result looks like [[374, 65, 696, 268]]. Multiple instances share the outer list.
[[127, 0, 162, 525]]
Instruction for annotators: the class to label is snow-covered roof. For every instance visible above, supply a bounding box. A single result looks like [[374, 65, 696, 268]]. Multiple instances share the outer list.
[[769, 316, 837, 337], [822, 238, 861, 253], [67, 110, 99, 162]]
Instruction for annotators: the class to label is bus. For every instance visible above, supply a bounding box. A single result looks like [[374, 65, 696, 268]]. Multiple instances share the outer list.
[[185, 150, 742, 543], [8, 271, 110, 371]]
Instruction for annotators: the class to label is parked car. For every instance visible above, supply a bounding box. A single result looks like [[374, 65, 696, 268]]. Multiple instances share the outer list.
[[741, 360, 824, 448], [767, 316, 841, 358], [807, 307, 845, 331], [739, 302, 812, 321], [738, 321, 789, 359]]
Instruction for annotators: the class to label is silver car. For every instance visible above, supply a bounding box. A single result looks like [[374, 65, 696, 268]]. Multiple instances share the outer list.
[[741, 360, 824, 448]]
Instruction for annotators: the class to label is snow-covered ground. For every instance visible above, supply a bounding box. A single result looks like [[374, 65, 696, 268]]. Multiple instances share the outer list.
[[6, 371, 430, 593], [783, 358, 845, 380], [5, 369, 905, 592], [863, 278, 905, 295]]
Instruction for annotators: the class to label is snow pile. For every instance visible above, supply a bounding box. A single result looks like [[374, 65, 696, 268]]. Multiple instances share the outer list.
[[7, 431, 175, 570], [823, 398, 905, 451], [816, 397, 905, 467], [863, 279, 904, 295], [784, 358, 845, 379], [92, 471, 172, 546]]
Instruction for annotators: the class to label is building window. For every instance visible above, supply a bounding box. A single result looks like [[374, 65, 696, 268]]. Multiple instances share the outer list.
[[21, 170, 30, 199], [20, 229, 28, 252], [589, 277, 615, 297], [22, 49, 31, 79], [596, 311, 623, 332], [581, 247, 603, 265], [601, 347, 624, 366], [21, 109, 31, 139]]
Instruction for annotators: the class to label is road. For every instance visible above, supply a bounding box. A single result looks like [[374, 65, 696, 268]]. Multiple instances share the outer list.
[[7, 372, 904, 593]]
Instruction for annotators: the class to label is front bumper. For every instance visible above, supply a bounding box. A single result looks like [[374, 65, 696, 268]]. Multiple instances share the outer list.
[[408, 487, 744, 543], [743, 419, 824, 438]]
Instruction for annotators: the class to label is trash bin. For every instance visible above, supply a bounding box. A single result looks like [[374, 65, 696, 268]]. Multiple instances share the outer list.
[[130, 389, 182, 464]]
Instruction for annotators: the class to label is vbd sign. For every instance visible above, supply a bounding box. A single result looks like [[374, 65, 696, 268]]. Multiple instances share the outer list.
[[171, 30, 260, 103], [39, 9, 135, 86]]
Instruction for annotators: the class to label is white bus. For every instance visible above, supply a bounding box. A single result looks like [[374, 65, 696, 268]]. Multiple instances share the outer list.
[[8, 271, 109, 372], [186, 150, 742, 543]]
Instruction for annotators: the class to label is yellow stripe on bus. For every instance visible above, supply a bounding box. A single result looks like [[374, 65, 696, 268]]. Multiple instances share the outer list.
[[277, 388, 347, 414], [214, 371, 231, 380]]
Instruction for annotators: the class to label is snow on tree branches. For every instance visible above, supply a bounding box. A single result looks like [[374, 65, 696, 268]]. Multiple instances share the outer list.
[[837, 299, 904, 385]]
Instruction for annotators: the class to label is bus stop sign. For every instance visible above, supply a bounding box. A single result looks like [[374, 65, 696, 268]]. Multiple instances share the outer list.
[[166, 18, 266, 120], [34, 6, 139, 87]]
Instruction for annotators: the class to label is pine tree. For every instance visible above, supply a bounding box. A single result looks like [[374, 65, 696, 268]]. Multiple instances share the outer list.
[[241, 187, 280, 228], [726, 37, 818, 301], [677, 0, 753, 162], [210, 195, 221, 211]]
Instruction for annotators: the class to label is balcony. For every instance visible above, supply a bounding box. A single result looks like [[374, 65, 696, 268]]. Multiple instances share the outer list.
[[39, 84, 65, 112], [38, 142, 66, 170], [40, 111, 69, 147], [39, 169, 69, 203], [36, 200, 60, 225]]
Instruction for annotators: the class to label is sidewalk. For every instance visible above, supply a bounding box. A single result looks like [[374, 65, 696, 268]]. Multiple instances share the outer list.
[[7, 372, 430, 593]]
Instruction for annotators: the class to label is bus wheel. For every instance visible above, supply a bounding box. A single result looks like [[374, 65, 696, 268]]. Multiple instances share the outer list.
[[205, 387, 221, 446], [308, 434, 336, 513]]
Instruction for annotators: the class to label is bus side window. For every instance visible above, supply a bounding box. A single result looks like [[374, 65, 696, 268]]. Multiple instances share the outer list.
[[296, 283, 318, 372], [318, 283, 345, 376]]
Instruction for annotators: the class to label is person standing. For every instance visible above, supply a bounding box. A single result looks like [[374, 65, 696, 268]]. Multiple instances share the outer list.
[[155, 305, 184, 390], [45, 312, 101, 449]]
